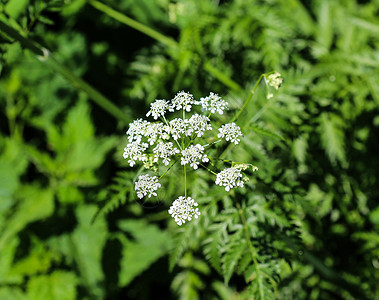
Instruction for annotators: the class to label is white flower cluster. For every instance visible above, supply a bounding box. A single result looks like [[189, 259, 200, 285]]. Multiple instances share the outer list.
[[197, 92, 229, 114], [153, 142, 180, 166], [215, 167, 244, 191], [187, 114, 212, 137], [146, 99, 169, 120], [267, 72, 283, 90], [122, 89, 258, 225], [169, 91, 194, 112], [181, 144, 209, 170], [168, 196, 200, 226], [123, 141, 148, 167], [135, 174, 161, 199], [218, 123, 243, 144]]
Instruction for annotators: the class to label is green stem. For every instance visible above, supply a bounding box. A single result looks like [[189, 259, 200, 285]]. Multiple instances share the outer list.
[[203, 61, 242, 92], [89, 0, 178, 49], [0, 20, 129, 124], [200, 163, 217, 176], [89, 1, 242, 92], [230, 74, 265, 124], [184, 164, 187, 198], [159, 159, 178, 179], [236, 201, 262, 296]]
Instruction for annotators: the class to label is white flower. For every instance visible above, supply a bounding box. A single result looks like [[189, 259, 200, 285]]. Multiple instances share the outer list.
[[217, 123, 243, 144], [122, 141, 149, 167], [197, 92, 229, 114], [126, 119, 149, 143], [168, 196, 200, 226], [187, 114, 212, 137], [146, 99, 169, 120], [135, 174, 161, 199], [153, 142, 180, 166], [267, 72, 283, 90], [168, 118, 188, 140], [169, 91, 194, 112], [181, 144, 209, 170], [215, 167, 244, 191], [145, 122, 169, 145], [267, 93, 274, 99]]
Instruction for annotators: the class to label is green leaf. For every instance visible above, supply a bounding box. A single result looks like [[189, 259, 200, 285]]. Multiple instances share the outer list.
[[0, 287, 27, 300], [71, 205, 108, 298], [0, 186, 54, 251], [222, 230, 246, 285], [118, 219, 170, 286], [26, 271, 78, 300], [318, 113, 346, 164], [249, 124, 285, 141]]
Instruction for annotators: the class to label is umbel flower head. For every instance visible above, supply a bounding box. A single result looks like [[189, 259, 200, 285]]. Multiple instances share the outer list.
[[218, 123, 243, 144], [121, 87, 265, 225], [135, 174, 161, 199], [168, 196, 200, 226], [215, 167, 244, 191]]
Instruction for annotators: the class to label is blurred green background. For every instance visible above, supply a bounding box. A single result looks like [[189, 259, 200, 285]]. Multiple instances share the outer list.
[[1, 0, 379, 299]]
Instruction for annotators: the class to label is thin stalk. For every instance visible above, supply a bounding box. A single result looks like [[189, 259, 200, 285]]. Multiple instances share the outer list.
[[89, 1, 242, 92], [159, 159, 178, 179], [89, 0, 178, 49], [236, 201, 264, 298], [184, 165, 187, 198], [203, 139, 222, 148], [200, 163, 217, 176], [230, 74, 265, 123], [0, 20, 129, 124], [203, 61, 242, 92]]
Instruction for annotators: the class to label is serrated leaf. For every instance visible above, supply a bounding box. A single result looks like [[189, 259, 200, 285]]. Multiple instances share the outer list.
[[249, 124, 285, 141], [26, 271, 78, 300], [318, 113, 346, 164], [222, 230, 246, 285], [0, 186, 54, 251], [71, 205, 107, 298], [118, 220, 170, 286]]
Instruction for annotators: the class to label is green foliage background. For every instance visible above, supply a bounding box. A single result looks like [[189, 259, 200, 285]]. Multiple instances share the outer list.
[[1, 0, 379, 299]]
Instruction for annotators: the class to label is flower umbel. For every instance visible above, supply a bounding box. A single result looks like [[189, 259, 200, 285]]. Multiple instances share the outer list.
[[126, 119, 149, 143], [153, 141, 180, 166], [123, 141, 148, 167], [181, 144, 209, 170], [218, 122, 243, 144], [187, 114, 212, 137], [215, 167, 244, 191], [168, 196, 200, 226], [146, 99, 169, 120], [169, 91, 194, 112], [197, 92, 229, 115], [121, 84, 272, 225], [135, 174, 161, 199]]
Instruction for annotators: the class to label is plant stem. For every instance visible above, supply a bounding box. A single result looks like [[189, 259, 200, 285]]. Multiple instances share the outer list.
[[203, 61, 242, 92], [200, 163, 217, 176], [89, 0, 243, 92], [230, 74, 265, 124], [236, 202, 262, 289], [89, 0, 178, 48], [0, 20, 129, 124], [184, 165, 187, 197], [159, 159, 178, 179]]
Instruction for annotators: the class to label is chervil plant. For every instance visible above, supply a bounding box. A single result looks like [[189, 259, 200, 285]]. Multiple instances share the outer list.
[[122, 72, 282, 225]]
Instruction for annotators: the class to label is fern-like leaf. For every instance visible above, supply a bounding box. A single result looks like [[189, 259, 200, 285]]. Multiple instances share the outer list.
[[318, 113, 346, 164], [221, 229, 246, 285]]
